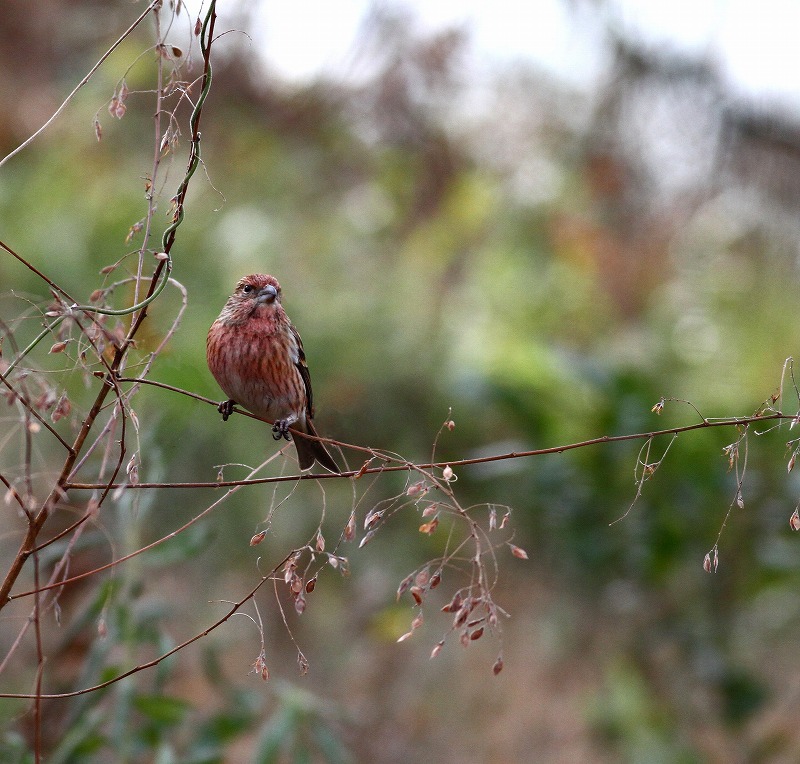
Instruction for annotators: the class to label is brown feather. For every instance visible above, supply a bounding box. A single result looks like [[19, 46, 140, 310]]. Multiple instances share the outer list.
[[207, 274, 338, 472]]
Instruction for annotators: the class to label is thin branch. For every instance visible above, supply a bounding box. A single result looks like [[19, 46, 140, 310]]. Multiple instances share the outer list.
[[0, 239, 80, 304], [32, 544, 43, 764], [0, 502, 98, 677], [11, 456, 281, 602], [0, 1, 160, 170], [0, 373, 75, 454], [63, 412, 792, 491], [0, 552, 292, 700], [0, 0, 219, 612], [0, 471, 26, 511]]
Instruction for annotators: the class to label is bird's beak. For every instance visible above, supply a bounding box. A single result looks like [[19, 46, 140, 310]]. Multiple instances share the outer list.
[[257, 285, 278, 304]]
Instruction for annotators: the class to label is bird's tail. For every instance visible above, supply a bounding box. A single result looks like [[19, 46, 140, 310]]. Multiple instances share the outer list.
[[293, 419, 339, 473]]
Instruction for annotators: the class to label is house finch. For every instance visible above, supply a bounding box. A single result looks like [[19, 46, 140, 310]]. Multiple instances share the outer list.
[[206, 274, 338, 472]]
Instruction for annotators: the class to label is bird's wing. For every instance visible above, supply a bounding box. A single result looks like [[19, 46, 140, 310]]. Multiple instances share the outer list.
[[290, 323, 314, 419]]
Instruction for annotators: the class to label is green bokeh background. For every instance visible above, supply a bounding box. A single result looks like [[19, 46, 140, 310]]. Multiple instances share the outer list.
[[2, 3, 800, 761]]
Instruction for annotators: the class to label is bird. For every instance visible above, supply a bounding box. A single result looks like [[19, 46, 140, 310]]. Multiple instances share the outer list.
[[206, 273, 339, 472]]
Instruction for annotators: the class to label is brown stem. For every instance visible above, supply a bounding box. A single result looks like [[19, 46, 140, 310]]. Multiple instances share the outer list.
[[0, 378, 115, 609], [0, 552, 293, 700], [59, 411, 791, 491], [0, 4, 218, 612]]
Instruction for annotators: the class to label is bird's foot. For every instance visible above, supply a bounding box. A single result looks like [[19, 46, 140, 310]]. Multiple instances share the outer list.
[[272, 419, 291, 441], [218, 399, 236, 421]]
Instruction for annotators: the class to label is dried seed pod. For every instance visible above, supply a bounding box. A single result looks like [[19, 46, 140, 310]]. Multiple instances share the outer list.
[[790, 508, 800, 531], [35, 390, 56, 411], [51, 394, 71, 422], [441, 592, 462, 613], [297, 653, 309, 676], [249, 531, 267, 546], [359, 529, 377, 548], [126, 455, 139, 485], [421, 503, 438, 518], [108, 97, 126, 119], [344, 513, 356, 541], [419, 518, 439, 535], [364, 508, 383, 530], [252, 651, 269, 681], [703, 548, 719, 573], [125, 220, 143, 243], [453, 601, 471, 628], [283, 554, 299, 584], [406, 480, 426, 496], [396, 573, 414, 601]]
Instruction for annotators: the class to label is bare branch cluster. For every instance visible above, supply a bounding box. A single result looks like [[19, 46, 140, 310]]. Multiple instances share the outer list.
[[3, 2, 800, 760]]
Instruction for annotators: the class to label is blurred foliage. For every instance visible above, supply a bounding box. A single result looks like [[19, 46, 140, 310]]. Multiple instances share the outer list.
[[3, 1, 800, 762]]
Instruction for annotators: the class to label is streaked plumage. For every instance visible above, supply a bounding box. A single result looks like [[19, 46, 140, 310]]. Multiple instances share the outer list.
[[206, 274, 338, 472]]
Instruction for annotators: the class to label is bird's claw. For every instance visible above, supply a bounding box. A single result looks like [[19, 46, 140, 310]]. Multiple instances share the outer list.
[[272, 419, 291, 441], [218, 399, 236, 421]]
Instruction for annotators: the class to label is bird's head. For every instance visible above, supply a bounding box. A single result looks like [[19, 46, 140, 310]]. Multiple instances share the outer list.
[[218, 274, 283, 324]]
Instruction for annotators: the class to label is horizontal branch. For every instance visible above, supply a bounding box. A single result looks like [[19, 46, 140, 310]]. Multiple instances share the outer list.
[[63, 412, 789, 490], [2, 412, 787, 697]]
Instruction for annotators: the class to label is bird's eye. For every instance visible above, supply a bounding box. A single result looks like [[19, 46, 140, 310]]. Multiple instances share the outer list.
[[242, 284, 253, 294]]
